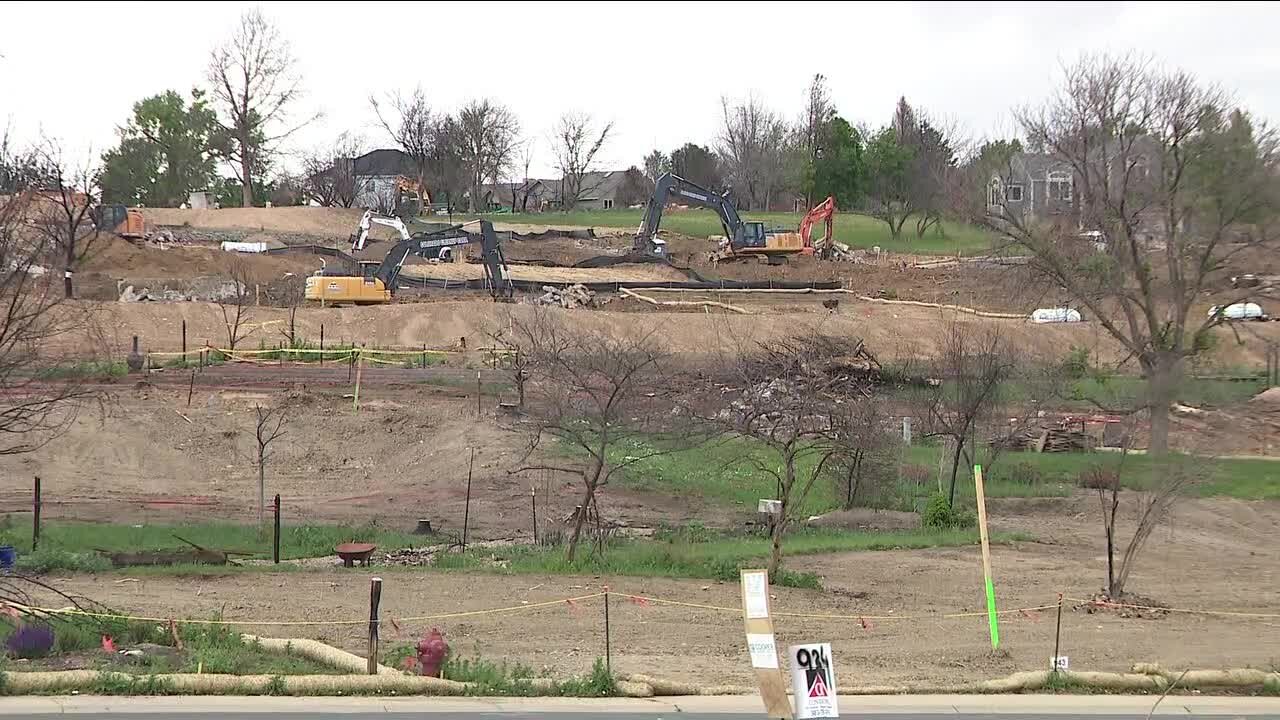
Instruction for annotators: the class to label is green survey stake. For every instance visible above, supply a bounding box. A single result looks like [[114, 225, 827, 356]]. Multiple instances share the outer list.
[[974, 464, 999, 650]]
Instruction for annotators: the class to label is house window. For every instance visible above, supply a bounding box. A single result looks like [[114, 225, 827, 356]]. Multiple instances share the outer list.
[[603, 199, 614, 210], [1131, 155, 1149, 180], [1048, 171, 1072, 201], [1005, 184, 1024, 202]]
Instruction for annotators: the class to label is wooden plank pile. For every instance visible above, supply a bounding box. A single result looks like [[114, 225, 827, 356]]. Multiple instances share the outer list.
[[991, 426, 1097, 453]]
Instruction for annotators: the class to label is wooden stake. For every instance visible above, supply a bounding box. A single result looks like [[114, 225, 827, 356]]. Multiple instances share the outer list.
[[462, 447, 475, 549], [353, 349, 364, 411], [367, 577, 382, 674], [181, 319, 187, 359], [272, 494, 281, 565], [531, 486, 538, 544], [476, 370, 482, 417], [974, 465, 1000, 650], [187, 369, 196, 407], [32, 476, 41, 551], [319, 325, 325, 365]]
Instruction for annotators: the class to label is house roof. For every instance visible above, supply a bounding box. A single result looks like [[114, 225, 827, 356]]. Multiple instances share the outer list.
[[353, 149, 413, 177], [1008, 152, 1072, 181]]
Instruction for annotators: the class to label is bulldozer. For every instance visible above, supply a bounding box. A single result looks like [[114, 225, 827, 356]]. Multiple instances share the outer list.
[[92, 204, 146, 239]]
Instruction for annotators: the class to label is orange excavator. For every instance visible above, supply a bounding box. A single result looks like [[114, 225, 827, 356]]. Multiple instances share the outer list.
[[798, 196, 836, 256]]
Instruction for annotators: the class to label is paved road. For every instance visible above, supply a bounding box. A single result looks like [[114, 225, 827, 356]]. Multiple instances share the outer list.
[[4, 695, 1280, 718]]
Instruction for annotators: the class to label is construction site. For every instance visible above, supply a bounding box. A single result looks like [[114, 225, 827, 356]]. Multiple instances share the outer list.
[[0, 183, 1278, 696]]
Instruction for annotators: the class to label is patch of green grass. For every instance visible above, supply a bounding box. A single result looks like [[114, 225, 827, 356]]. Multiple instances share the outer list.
[[378, 650, 616, 697], [0, 521, 427, 573], [462, 209, 996, 256], [595, 436, 844, 518], [434, 527, 1025, 588], [34, 361, 128, 380], [902, 445, 1280, 501]]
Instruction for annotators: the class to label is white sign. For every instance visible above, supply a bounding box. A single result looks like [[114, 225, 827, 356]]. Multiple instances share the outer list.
[[743, 570, 770, 619], [789, 643, 838, 719], [746, 633, 779, 669], [1051, 655, 1069, 671]]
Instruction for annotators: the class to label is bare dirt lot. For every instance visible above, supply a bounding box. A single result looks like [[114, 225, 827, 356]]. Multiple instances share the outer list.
[[44, 492, 1280, 688]]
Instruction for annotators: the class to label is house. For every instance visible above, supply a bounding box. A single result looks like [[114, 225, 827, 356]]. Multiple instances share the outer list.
[[351, 149, 414, 210], [985, 152, 1078, 224], [474, 180, 554, 212]]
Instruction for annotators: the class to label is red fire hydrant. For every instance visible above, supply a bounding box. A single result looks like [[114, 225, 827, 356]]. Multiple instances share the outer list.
[[415, 627, 448, 678]]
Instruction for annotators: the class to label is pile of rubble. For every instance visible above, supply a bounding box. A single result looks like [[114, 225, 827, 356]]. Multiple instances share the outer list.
[[990, 426, 1097, 453], [534, 283, 597, 309]]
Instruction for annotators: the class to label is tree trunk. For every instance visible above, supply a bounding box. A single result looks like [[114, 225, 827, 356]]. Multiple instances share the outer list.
[[565, 466, 599, 562], [257, 447, 265, 527], [946, 434, 966, 507], [1143, 352, 1182, 456], [62, 242, 74, 298], [239, 143, 254, 208]]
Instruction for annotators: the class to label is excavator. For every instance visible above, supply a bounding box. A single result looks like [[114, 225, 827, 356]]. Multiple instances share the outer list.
[[798, 196, 836, 257], [306, 219, 512, 304], [92, 203, 146, 240], [634, 173, 806, 264], [349, 209, 471, 261]]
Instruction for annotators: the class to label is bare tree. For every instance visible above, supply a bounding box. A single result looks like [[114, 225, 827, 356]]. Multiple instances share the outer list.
[[0, 188, 101, 454], [207, 9, 315, 207], [551, 112, 614, 210], [911, 322, 1015, 508], [718, 96, 789, 210], [300, 132, 364, 208], [503, 307, 680, 561], [277, 276, 305, 346], [29, 141, 100, 298], [827, 396, 899, 510], [217, 257, 254, 350], [454, 100, 520, 212], [370, 86, 434, 207], [252, 404, 287, 526], [642, 149, 669, 184], [979, 55, 1280, 454], [1083, 432, 1200, 600], [692, 333, 882, 578]]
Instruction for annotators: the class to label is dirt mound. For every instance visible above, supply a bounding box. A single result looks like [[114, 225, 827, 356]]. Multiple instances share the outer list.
[[143, 207, 364, 238], [85, 235, 315, 282], [1249, 387, 1280, 407]]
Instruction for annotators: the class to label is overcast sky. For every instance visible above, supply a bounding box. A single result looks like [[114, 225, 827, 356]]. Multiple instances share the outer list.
[[2, 1, 1278, 179]]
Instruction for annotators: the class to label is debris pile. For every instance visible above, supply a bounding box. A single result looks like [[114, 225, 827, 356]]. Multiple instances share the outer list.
[[534, 283, 597, 309], [991, 426, 1097, 453]]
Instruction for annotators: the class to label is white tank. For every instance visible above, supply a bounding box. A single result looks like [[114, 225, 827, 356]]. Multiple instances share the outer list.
[[1030, 308, 1083, 324]]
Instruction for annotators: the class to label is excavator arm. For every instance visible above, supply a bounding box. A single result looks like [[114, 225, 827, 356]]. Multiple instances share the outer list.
[[798, 196, 836, 252], [635, 172, 761, 256], [350, 210, 412, 252], [371, 220, 512, 300]]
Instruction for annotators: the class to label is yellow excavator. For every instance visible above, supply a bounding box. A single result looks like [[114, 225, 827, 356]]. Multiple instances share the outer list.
[[305, 220, 512, 304]]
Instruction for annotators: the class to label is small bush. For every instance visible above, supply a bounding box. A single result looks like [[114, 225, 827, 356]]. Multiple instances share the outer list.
[[1078, 465, 1119, 490], [1060, 346, 1092, 379], [5, 623, 55, 659], [1007, 461, 1044, 486], [922, 494, 975, 530]]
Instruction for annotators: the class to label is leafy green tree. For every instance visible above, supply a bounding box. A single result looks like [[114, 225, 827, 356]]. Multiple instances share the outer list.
[[669, 143, 722, 190], [812, 116, 865, 209], [863, 128, 914, 240], [99, 90, 218, 206]]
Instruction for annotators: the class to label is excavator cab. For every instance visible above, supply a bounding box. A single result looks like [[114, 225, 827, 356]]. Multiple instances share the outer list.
[[92, 203, 146, 239], [737, 221, 769, 249]]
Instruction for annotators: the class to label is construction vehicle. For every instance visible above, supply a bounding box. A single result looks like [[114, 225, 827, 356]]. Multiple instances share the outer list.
[[91, 203, 146, 240], [349, 210, 411, 252], [798, 196, 836, 256], [306, 220, 512, 304], [634, 173, 806, 264]]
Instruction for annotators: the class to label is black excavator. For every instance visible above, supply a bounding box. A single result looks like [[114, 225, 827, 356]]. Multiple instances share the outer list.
[[305, 220, 513, 304], [633, 172, 806, 263]]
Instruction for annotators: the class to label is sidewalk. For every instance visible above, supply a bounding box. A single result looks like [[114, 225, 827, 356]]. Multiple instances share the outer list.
[[2, 693, 1280, 715]]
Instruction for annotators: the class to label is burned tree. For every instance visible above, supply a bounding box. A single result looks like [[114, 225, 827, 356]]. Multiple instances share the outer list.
[[979, 55, 1280, 454], [695, 333, 882, 578], [301, 132, 364, 208], [216, 257, 254, 350], [28, 142, 100, 299], [551, 112, 613, 210], [207, 9, 314, 207], [252, 404, 287, 526], [504, 307, 676, 562], [911, 322, 1014, 508], [0, 186, 101, 454]]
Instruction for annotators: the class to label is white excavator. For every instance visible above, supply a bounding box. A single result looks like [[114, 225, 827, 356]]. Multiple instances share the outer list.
[[349, 210, 411, 252]]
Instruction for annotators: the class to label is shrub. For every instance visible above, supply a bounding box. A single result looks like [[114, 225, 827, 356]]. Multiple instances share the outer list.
[[1078, 465, 1119, 490], [1060, 346, 1092, 379], [922, 494, 975, 530], [1007, 461, 1044, 486]]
